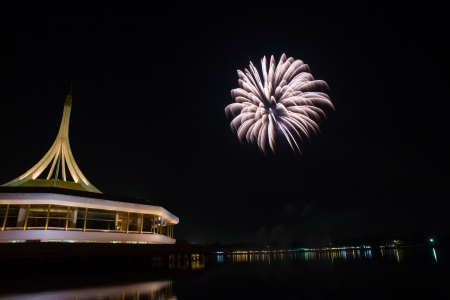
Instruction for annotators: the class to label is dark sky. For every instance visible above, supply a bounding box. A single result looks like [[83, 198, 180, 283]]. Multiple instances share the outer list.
[[2, 1, 449, 245]]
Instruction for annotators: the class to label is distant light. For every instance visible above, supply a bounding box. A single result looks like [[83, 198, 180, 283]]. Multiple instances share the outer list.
[[430, 238, 434, 242]]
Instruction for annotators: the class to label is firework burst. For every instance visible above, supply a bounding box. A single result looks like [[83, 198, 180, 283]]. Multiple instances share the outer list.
[[225, 54, 334, 154]]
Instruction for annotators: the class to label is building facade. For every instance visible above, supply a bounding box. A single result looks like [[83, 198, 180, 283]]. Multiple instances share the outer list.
[[0, 87, 178, 244]]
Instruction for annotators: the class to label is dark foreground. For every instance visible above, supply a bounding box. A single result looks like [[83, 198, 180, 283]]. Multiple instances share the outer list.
[[0, 246, 448, 299]]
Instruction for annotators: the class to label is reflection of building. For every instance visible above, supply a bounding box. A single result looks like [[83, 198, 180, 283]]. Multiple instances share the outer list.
[[0, 280, 175, 300], [0, 87, 178, 244]]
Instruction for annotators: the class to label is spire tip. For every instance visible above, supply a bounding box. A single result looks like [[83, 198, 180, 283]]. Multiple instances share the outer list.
[[65, 82, 73, 107]]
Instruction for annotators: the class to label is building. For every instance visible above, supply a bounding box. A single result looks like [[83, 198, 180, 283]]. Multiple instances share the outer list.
[[0, 87, 178, 244]]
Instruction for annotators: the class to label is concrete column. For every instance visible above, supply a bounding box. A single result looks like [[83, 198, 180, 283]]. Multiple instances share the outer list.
[[162, 219, 166, 236], [153, 215, 156, 234], [115, 213, 119, 229], [139, 213, 144, 234], [137, 215, 142, 233], [70, 208, 78, 228], [16, 206, 27, 227]]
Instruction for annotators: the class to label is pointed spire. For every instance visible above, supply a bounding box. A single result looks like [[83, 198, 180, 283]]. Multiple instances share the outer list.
[[64, 81, 73, 107], [2, 85, 101, 193]]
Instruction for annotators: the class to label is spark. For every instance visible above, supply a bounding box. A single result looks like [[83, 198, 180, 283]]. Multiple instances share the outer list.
[[225, 54, 334, 154]]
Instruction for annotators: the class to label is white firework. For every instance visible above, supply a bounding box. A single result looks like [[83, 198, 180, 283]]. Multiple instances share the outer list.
[[225, 53, 334, 154]]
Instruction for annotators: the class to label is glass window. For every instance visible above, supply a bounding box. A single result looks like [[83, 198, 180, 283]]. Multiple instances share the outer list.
[[67, 207, 78, 229], [161, 219, 167, 235], [47, 205, 68, 228], [76, 209, 86, 229], [117, 211, 128, 232], [27, 205, 49, 228], [154, 216, 162, 234], [142, 214, 156, 233], [85, 208, 116, 230], [0, 205, 8, 228], [4, 205, 21, 228], [128, 213, 142, 232]]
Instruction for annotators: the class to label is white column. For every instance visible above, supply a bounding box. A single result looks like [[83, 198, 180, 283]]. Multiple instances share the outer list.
[[17, 206, 27, 227], [70, 208, 78, 228]]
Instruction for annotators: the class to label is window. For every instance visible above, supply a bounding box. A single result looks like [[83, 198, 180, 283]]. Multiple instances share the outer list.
[[64, 207, 77, 229], [85, 208, 116, 230], [142, 214, 157, 233], [128, 213, 141, 232], [4, 205, 21, 228], [27, 205, 49, 228], [76, 208, 86, 229], [116, 211, 128, 231], [0, 205, 8, 229], [47, 205, 68, 228]]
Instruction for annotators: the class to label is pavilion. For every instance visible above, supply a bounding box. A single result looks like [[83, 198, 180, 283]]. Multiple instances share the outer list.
[[0, 86, 178, 244]]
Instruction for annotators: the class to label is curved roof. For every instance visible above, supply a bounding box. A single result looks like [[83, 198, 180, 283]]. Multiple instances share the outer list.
[[18, 179, 88, 192]]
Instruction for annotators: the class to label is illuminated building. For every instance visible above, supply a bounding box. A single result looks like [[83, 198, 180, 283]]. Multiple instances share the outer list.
[[0, 87, 178, 244]]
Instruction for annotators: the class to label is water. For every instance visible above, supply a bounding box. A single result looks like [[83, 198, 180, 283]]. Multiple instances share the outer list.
[[0, 247, 448, 299]]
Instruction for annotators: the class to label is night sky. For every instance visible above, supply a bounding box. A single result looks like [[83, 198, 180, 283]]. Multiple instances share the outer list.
[[2, 1, 449, 246]]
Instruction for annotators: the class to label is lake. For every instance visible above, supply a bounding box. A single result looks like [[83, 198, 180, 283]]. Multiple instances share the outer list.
[[0, 247, 448, 299]]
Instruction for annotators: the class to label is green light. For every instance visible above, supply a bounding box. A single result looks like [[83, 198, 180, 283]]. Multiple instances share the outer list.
[[430, 238, 434, 242]]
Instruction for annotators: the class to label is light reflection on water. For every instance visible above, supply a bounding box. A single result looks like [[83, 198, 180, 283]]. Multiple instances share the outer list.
[[219, 249, 374, 263], [0, 248, 443, 299], [217, 247, 439, 264], [1, 281, 175, 300]]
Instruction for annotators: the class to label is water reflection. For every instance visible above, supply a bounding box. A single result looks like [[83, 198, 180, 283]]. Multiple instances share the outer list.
[[168, 259, 205, 270], [216, 247, 444, 265], [217, 249, 377, 264], [1, 281, 175, 300], [380, 248, 403, 263], [303, 249, 373, 263]]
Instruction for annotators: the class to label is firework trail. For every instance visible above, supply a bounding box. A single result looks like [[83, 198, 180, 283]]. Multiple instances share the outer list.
[[225, 54, 334, 154]]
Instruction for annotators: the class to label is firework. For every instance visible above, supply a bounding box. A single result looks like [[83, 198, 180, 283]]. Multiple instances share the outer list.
[[225, 54, 334, 154]]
